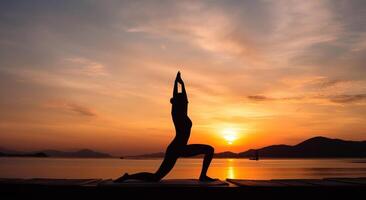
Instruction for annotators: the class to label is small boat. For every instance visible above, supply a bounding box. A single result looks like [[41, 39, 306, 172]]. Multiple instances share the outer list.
[[249, 150, 259, 161]]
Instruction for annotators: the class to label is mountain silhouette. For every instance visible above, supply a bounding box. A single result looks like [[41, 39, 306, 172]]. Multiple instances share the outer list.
[[0, 150, 47, 158], [2, 136, 366, 159], [0, 148, 112, 158], [0, 147, 23, 155], [128, 136, 366, 159], [126, 151, 240, 159], [239, 136, 366, 158], [42, 149, 112, 158], [214, 151, 238, 158], [125, 152, 165, 159]]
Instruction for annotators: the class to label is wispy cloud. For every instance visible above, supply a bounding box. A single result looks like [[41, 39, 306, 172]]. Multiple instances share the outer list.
[[123, 1, 263, 64], [247, 94, 366, 105], [44, 100, 96, 117], [64, 57, 108, 77], [247, 95, 305, 102], [247, 95, 271, 101], [329, 94, 366, 103]]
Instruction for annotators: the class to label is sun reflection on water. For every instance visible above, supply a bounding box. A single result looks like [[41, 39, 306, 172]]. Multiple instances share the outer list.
[[226, 159, 235, 179]]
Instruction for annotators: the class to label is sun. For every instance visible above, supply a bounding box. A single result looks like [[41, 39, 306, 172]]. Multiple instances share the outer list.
[[222, 128, 238, 145]]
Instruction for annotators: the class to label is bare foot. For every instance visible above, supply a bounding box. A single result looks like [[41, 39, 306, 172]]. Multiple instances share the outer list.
[[199, 175, 218, 182], [114, 173, 129, 182]]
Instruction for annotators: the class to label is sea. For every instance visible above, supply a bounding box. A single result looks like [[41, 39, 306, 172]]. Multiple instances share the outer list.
[[1, 158, 366, 180]]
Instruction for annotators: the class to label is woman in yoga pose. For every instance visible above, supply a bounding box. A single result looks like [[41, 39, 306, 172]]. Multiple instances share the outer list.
[[115, 71, 216, 182]]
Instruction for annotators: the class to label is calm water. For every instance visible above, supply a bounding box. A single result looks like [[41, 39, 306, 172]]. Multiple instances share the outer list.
[[1, 158, 366, 180]]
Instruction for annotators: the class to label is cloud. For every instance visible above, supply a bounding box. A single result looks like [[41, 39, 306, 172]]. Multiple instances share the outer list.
[[247, 94, 366, 104], [64, 57, 108, 76], [280, 76, 351, 89], [247, 95, 304, 102], [329, 94, 366, 103], [315, 79, 348, 88], [351, 33, 366, 52], [44, 100, 96, 117], [247, 95, 271, 101], [66, 103, 96, 116], [122, 1, 264, 64]]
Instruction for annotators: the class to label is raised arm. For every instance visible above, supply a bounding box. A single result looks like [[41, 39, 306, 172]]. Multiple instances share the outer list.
[[180, 78, 187, 100], [176, 71, 188, 101], [173, 76, 178, 98]]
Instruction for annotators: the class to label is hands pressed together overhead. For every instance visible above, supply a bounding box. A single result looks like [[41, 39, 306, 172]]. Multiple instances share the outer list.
[[176, 71, 184, 84]]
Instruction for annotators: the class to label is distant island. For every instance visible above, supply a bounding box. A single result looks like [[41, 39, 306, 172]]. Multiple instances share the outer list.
[[126, 136, 366, 159], [125, 152, 166, 159], [0, 151, 48, 158], [1, 136, 366, 159], [238, 136, 366, 158], [0, 148, 112, 158], [41, 149, 112, 158]]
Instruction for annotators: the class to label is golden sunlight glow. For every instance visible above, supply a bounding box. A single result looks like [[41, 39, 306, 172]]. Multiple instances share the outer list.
[[227, 159, 235, 179], [222, 128, 238, 145], [1, 1, 365, 156], [227, 166, 235, 179]]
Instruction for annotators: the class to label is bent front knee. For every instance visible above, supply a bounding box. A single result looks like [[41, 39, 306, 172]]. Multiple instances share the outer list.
[[206, 145, 214, 154]]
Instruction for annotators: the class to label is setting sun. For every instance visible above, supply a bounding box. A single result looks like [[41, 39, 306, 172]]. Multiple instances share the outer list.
[[222, 128, 238, 145]]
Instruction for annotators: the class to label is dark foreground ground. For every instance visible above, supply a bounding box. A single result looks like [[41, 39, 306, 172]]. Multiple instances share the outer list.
[[1, 178, 366, 199]]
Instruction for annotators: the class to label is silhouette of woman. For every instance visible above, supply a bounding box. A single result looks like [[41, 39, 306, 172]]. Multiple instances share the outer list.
[[115, 71, 216, 182]]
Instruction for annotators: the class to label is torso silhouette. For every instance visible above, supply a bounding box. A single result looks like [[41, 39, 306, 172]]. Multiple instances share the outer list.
[[170, 94, 191, 147]]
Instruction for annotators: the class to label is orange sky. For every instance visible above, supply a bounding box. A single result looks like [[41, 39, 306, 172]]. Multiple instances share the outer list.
[[0, 1, 366, 156]]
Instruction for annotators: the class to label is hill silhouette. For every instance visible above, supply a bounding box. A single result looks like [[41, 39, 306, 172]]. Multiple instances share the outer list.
[[42, 149, 112, 158], [214, 151, 239, 158], [238, 136, 366, 158], [128, 136, 366, 159], [0, 150, 47, 158], [125, 152, 165, 159], [2, 136, 366, 159], [0, 148, 112, 158]]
